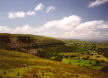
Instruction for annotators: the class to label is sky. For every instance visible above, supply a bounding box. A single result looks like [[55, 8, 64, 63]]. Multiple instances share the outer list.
[[0, 0, 108, 40]]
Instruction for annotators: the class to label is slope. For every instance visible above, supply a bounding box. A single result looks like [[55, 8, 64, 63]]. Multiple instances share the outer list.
[[0, 49, 107, 78]]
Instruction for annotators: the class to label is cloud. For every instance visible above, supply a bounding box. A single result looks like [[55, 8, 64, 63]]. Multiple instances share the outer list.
[[8, 12, 26, 19], [34, 3, 44, 11], [43, 15, 81, 30], [8, 3, 44, 19], [89, 0, 108, 7], [26, 11, 35, 15], [8, 3, 56, 19], [46, 6, 55, 13], [1, 15, 108, 40], [0, 26, 10, 32], [37, 15, 108, 39]]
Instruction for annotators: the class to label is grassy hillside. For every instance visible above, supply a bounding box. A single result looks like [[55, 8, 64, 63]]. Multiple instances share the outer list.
[[0, 33, 75, 60], [0, 49, 107, 78], [0, 33, 108, 77], [0, 33, 66, 54], [0, 33, 65, 47]]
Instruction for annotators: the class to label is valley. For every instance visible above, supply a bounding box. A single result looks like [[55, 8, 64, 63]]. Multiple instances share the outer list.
[[0, 33, 108, 78]]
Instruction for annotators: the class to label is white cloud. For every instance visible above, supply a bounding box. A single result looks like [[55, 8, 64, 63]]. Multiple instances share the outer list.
[[75, 20, 104, 30], [26, 11, 35, 15], [8, 11, 36, 19], [1, 15, 108, 40], [8, 3, 56, 19], [46, 6, 55, 13], [37, 15, 108, 39], [8, 12, 26, 19], [43, 15, 81, 30], [89, 0, 108, 7], [34, 3, 44, 11], [0, 26, 10, 32], [8, 3, 44, 19]]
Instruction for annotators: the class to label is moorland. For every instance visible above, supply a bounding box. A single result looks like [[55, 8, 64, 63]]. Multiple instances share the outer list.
[[0, 33, 108, 78]]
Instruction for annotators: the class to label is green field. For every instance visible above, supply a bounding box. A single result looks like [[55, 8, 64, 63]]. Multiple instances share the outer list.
[[62, 58, 108, 70], [0, 33, 108, 78], [0, 49, 108, 78]]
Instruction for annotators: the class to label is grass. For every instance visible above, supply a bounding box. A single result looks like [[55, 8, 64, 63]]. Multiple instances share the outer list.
[[0, 33, 108, 78], [59, 51, 108, 70], [0, 49, 108, 78], [62, 58, 108, 70], [0, 33, 64, 45]]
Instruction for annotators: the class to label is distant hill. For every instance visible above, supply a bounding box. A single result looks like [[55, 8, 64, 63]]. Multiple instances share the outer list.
[[0, 33, 65, 55]]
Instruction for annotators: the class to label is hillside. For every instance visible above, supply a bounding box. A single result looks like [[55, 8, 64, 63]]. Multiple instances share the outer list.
[[0, 33, 108, 78], [0, 33, 65, 55], [0, 33, 74, 60], [0, 49, 107, 78]]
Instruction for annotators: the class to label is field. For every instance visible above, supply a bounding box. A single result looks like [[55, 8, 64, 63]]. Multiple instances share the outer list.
[[0, 33, 108, 78], [0, 49, 108, 78]]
